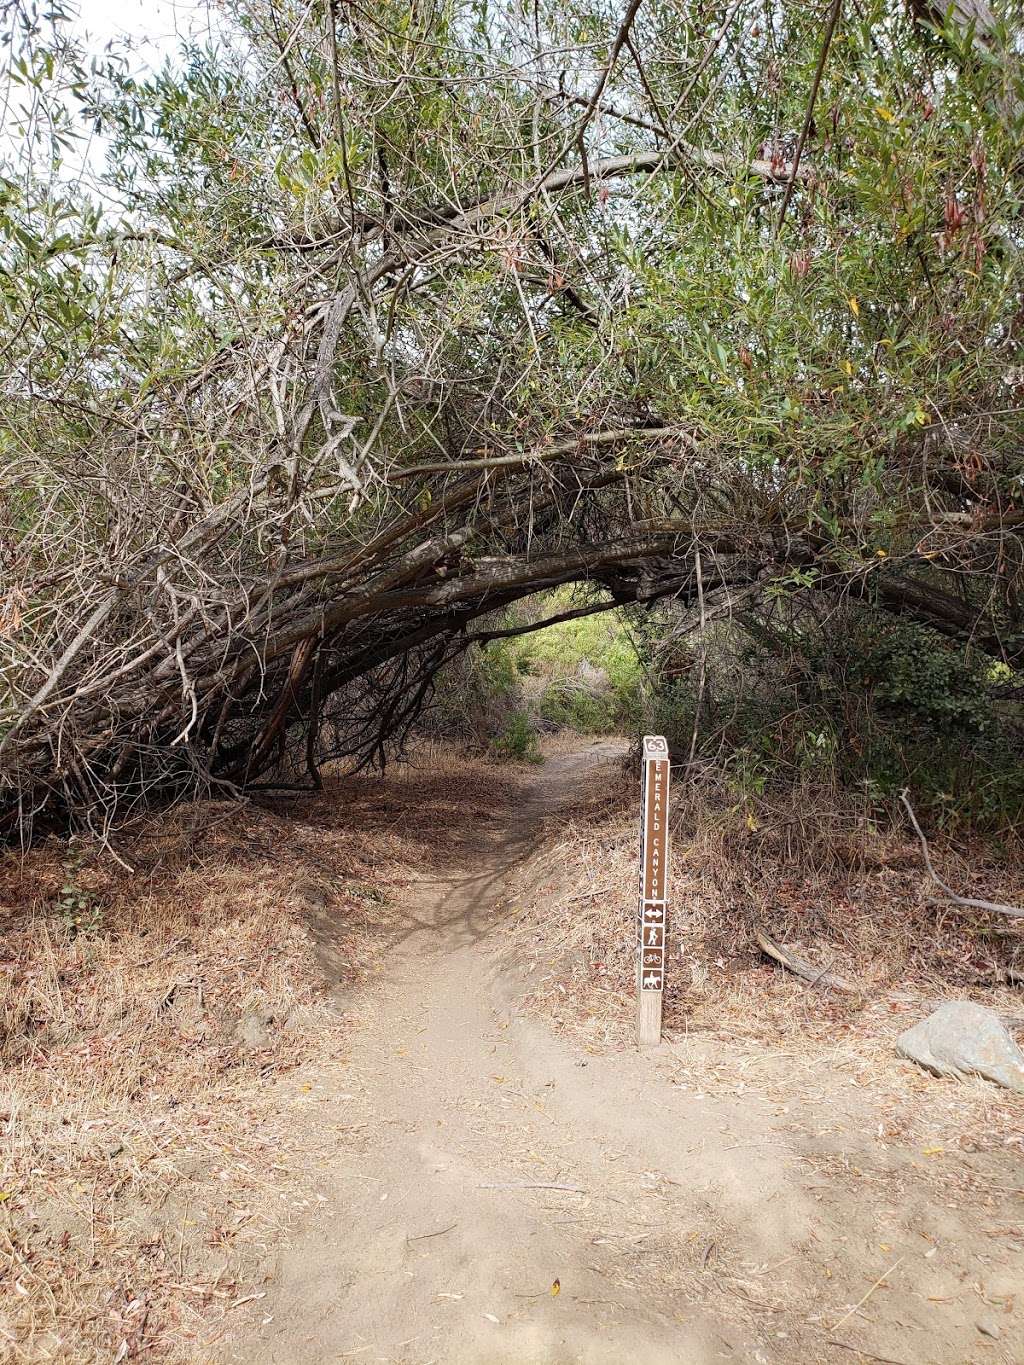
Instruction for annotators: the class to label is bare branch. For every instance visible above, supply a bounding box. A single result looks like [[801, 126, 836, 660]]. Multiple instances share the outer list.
[[901, 791, 1024, 920]]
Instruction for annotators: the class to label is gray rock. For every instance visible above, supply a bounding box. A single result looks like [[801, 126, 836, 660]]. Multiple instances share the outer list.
[[897, 1000, 1024, 1093], [977, 1316, 1001, 1340]]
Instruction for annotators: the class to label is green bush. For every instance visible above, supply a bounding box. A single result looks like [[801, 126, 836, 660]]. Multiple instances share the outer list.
[[835, 622, 996, 736], [538, 682, 618, 734], [475, 639, 520, 697], [636, 615, 1024, 832], [490, 711, 543, 764], [505, 590, 644, 733], [424, 634, 524, 746]]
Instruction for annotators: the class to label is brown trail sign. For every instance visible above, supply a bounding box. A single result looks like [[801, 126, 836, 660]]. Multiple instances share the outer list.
[[637, 735, 670, 1047]]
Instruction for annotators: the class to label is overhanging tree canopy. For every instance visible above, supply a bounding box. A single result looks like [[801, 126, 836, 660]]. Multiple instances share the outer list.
[[1, 0, 1022, 838]]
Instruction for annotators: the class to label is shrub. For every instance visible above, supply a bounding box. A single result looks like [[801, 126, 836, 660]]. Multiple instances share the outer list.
[[636, 612, 1024, 832], [424, 632, 525, 748], [538, 682, 618, 734], [506, 590, 644, 734], [490, 710, 543, 764]]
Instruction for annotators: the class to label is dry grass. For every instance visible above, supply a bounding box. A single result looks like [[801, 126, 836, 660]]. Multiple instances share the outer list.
[[0, 807, 345, 1362], [3, 741, 1020, 1359], [504, 763, 1024, 1100], [502, 760, 1024, 1235], [0, 747, 521, 1363]]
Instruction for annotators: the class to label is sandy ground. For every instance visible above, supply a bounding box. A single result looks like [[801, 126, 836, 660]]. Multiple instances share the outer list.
[[216, 741, 1023, 1365]]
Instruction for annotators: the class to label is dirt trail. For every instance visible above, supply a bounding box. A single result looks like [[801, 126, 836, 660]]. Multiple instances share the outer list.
[[219, 743, 1021, 1365], [218, 743, 743, 1363]]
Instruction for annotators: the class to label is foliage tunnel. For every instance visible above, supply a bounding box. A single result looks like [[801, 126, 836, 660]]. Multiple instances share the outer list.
[[1, 0, 1023, 839]]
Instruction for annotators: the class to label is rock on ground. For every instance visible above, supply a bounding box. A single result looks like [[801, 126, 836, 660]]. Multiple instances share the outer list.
[[897, 1000, 1024, 1092]]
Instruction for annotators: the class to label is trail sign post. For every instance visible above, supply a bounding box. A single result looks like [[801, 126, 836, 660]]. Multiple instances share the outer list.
[[637, 735, 670, 1047]]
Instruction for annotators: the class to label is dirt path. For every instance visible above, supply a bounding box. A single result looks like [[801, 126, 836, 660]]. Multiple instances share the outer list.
[[218, 743, 1021, 1365], [217, 744, 744, 1363]]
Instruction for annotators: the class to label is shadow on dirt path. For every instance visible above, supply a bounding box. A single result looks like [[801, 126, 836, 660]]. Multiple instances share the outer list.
[[215, 740, 1021, 1365], [217, 740, 768, 1364]]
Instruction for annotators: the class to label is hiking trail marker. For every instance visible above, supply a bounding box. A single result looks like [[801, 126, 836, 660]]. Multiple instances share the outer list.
[[637, 735, 670, 1047]]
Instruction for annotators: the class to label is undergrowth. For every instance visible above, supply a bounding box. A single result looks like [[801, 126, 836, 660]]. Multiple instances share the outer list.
[[0, 809, 348, 1361], [427, 589, 643, 760], [505, 757, 1024, 1052], [429, 591, 1024, 839], [639, 614, 1024, 837], [489, 710, 544, 763]]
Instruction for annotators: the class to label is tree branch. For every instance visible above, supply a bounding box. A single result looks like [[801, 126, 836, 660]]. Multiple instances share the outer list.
[[901, 790, 1024, 920]]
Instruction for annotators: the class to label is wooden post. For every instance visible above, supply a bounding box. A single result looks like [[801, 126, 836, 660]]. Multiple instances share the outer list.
[[637, 735, 670, 1047]]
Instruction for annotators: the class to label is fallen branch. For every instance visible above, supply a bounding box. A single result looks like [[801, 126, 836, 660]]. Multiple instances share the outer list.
[[901, 790, 1024, 920], [753, 924, 859, 995], [406, 1222, 458, 1242], [830, 1255, 904, 1334], [477, 1181, 585, 1192]]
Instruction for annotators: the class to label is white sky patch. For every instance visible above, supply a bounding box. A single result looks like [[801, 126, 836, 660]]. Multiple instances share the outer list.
[[71, 0, 215, 64], [2, 1, 227, 212]]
